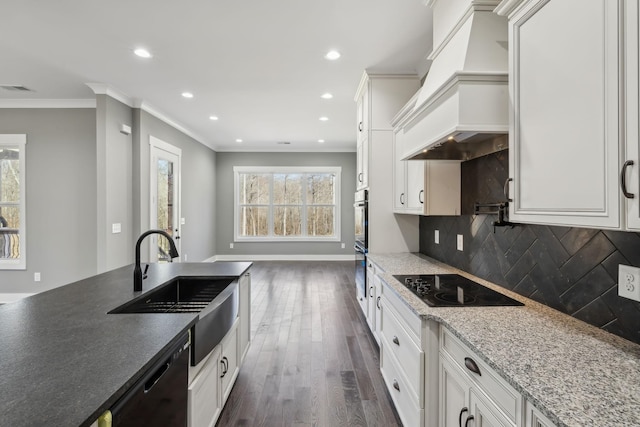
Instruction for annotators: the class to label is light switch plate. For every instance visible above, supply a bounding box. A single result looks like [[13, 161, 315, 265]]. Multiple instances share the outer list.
[[230, 243, 234, 249], [457, 234, 463, 251], [618, 264, 640, 302], [180, 217, 186, 225], [111, 223, 121, 234], [34, 272, 41, 282], [434, 230, 439, 244]]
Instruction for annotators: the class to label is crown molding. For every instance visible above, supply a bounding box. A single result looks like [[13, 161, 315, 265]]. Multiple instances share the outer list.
[[0, 99, 96, 108], [85, 83, 133, 107]]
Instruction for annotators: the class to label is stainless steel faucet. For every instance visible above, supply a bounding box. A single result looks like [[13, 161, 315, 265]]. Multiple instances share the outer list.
[[134, 229, 179, 292]]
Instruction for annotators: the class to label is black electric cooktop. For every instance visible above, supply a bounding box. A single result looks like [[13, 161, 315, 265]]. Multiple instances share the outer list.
[[392, 274, 524, 307]]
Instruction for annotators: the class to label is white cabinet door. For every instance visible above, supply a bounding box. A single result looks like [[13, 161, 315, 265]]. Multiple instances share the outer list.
[[506, 0, 621, 229], [220, 321, 239, 402], [625, 0, 640, 230], [440, 355, 470, 427], [356, 138, 369, 190], [393, 130, 409, 212], [188, 346, 221, 427], [407, 160, 425, 211], [470, 390, 514, 427]]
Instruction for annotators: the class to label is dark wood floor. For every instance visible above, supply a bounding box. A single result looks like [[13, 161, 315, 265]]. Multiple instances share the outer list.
[[217, 261, 401, 427]]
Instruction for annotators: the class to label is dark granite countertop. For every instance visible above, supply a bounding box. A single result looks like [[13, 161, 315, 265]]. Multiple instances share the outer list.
[[0, 261, 252, 427]]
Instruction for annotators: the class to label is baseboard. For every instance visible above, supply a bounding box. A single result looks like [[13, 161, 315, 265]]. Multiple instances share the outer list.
[[0, 293, 35, 304], [203, 254, 355, 262]]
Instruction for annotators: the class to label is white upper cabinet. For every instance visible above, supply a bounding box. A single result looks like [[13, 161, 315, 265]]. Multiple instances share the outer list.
[[497, 0, 627, 229], [355, 72, 420, 191]]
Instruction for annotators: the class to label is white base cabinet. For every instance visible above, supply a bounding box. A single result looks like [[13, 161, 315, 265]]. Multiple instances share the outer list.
[[439, 327, 522, 427], [187, 268, 251, 427], [188, 320, 239, 427]]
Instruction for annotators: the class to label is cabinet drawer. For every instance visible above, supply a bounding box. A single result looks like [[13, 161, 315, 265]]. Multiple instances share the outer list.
[[380, 302, 424, 399], [380, 280, 421, 341], [440, 327, 520, 423], [380, 343, 423, 427], [188, 346, 221, 427]]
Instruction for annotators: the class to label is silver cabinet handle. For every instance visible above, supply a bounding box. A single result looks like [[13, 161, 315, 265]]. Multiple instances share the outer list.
[[622, 160, 635, 199]]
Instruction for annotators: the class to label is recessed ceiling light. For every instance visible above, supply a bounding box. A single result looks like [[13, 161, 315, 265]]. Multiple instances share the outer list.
[[325, 50, 341, 60], [134, 48, 152, 58], [318, 139, 325, 143], [209, 116, 219, 121], [321, 93, 333, 99], [182, 92, 194, 99], [319, 117, 329, 121], [235, 139, 243, 143]]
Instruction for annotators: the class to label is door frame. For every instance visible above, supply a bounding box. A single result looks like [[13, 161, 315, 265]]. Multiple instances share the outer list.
[[149, 136, 182, 262]]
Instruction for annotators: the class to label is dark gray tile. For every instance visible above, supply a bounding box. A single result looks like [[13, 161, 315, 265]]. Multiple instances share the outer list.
[[573, 297, 616, 328], [512, 274, 538, 297], [560, 266, 615, 315], [560, 228, 600, 256], [560, 233, 615, 283], [602, 230, 640, 266], [531, 225, 571, 267], [505, 250, 536, 286], [601, 251, 630, 283]]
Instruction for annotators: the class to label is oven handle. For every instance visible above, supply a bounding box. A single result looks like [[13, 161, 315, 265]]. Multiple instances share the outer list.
[[354, 202, 367, 208], [354, 244, 366, 254]]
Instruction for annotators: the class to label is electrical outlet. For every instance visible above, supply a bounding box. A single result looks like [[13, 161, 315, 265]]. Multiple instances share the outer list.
[[230, 243, 234, 249], [435, 230, 439, 244], [111, 223, 121, 234], [341, 243, 345, 249], [184, 254, 188, 262], [457, 234, 463, 251], [34, 272, 41, 282], [618, 264, 640, 302]]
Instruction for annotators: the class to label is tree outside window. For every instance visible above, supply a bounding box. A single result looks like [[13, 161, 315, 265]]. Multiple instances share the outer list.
[[234, 167, 340, 241]]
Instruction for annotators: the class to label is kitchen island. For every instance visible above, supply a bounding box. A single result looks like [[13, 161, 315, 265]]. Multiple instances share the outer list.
[[368, 252, 640, 427], [0, 261, 251, 427]]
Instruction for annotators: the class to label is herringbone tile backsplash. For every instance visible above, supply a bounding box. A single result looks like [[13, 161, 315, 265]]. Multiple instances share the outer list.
[[419, 151, 640, 345]]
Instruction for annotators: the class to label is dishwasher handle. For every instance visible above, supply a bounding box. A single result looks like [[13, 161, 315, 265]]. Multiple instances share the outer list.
[[144, 358, 172, 393]]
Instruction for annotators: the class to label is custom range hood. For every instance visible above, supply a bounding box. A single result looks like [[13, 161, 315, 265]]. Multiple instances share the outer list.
[[396, 0, 509, 161]]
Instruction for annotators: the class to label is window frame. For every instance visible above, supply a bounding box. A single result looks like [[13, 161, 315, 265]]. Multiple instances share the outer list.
[[0, 134, 26, 270], [233, 166, 341, 242]]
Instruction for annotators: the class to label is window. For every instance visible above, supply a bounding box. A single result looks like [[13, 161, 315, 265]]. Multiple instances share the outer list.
[[0, 135, 26, 270], [234, 167, 341, 241]]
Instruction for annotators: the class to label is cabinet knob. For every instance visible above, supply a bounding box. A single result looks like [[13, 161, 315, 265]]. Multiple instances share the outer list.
[[392, 379, 400, 391], [369, 286, 374, 297], [358, 121, 363, 132], [358, 173, 363, 183], [419, 189, 424, 204], [376, 296, 381, 309], [392, 336, 399, 346], [400, 193, 405, 205]]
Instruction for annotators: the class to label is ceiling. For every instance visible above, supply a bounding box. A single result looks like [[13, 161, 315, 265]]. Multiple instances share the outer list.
[[0, 0, 432, 152]]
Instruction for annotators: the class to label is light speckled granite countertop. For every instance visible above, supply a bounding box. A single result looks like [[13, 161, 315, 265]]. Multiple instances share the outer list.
[[367, 253, 640, 427]]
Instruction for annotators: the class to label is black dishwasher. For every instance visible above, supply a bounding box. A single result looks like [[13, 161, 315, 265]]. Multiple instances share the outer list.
[[111, 333, 190, 427]]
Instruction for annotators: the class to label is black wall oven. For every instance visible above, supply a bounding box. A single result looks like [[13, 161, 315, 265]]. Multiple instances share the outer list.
[[354, 190, 368, 300]]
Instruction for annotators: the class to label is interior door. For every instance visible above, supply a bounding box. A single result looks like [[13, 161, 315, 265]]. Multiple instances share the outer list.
[[150, 137, 181, 262]]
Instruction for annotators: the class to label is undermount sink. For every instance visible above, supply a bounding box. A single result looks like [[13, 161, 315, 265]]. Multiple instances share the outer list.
[[110, 276, 239, 366], [109, 277, 235, 314]]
